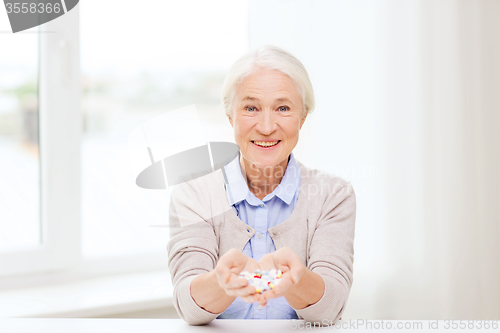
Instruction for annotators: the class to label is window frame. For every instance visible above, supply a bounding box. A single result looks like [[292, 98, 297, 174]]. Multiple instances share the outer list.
[[1, 5, 169, 284], [0, 6, 81, 278]]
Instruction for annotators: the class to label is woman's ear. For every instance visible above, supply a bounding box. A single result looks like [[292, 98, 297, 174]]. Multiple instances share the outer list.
[[299, 112, 307, 130], [227, 112, 234, 128]]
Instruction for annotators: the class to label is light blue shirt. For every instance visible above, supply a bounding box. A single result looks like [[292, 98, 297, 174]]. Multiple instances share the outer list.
[[217, 151, 301, 320]]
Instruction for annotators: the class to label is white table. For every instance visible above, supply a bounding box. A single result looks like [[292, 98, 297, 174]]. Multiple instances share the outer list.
[[2, 319, 301, 333], [0, 318, 496, 332]]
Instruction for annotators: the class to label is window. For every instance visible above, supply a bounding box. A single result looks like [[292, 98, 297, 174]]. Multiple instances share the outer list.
[[0, 24, 40, 252], [1, 5, 80, 279], [80, 0, 248, 259], [1, 1, 249, 280]]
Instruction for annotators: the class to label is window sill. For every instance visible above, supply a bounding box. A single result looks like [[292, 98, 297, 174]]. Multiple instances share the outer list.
[[0, 270, 173, 318]]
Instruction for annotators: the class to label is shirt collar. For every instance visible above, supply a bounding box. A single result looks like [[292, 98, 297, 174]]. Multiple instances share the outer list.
[[223, 151, 300, 206]]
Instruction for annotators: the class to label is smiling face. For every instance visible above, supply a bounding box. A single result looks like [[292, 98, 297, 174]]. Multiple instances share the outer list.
[[227, 68, 307, 170]]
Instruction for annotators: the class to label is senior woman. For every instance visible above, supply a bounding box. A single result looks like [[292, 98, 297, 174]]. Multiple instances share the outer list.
[[167, 45, 356, 326]]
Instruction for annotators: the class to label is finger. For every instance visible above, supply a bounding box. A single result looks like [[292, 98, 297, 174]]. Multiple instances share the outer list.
[[241, 295, 255, 303], [218, 250, 249, 276], [256, 293, 268, 306], [284, 252, 306, 283], [224, 284, 257, 297], [261, 288, 279, 302], [221, 275, 248, 289], [217, 255, 243, 284], [215, 264, 232, 284], [258, 253, 276, 271], [288, 264, 304, 284], [240, 293, 264, 305], [243, 291, 265, 303], [267, 273, 294, 296], [246, 258, 260, 272], [253, 293, 266, 305], [222, 248, 246, 263], [271, 247, 298, 268]]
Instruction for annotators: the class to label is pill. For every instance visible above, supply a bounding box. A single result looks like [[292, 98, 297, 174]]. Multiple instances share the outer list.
[[239, 269, 283, 294]]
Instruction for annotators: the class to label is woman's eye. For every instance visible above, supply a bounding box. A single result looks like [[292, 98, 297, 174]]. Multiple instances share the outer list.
[[278, 106, 290, 112], [246, 106, 257, 112]]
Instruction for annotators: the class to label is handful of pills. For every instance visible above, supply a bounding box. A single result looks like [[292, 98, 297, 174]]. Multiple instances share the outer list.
[[239, 269, 283, 294]]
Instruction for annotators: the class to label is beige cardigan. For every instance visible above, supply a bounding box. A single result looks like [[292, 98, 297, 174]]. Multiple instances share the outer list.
[[167, 159, 356, 325]]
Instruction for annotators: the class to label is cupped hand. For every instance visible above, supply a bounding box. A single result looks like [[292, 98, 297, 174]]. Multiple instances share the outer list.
[[242, 247, 306, 306], [214, 248, 260, 299]]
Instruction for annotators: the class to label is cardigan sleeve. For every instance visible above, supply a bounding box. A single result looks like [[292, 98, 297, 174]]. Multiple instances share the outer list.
[[166, 181, 223, 325], [294, 181, 356, 325]]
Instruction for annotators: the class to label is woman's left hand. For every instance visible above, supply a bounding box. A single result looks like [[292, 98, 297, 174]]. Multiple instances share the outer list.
[[241, 247, 306, 306]]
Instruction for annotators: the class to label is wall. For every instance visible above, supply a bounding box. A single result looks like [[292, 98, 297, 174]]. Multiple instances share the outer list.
[[248, 0, 500, 319]]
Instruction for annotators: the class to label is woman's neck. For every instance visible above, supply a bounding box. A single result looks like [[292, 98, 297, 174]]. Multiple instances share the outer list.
[[239, 155, 289, 200]]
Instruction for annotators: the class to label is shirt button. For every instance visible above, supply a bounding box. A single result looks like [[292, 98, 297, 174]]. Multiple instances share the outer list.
[[260, 204, 264, 208], [258, 305, 263, 310], [258, 233, 263, 239]]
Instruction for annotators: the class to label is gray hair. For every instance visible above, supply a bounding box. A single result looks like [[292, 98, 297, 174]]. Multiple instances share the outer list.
[[221, 45, 315, 118]]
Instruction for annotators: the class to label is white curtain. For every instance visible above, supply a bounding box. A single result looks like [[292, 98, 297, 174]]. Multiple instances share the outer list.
[[249, 0, 500, 319]]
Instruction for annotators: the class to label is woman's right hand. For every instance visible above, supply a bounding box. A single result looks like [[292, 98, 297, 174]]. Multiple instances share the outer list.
[[214, 249, 259, 302]]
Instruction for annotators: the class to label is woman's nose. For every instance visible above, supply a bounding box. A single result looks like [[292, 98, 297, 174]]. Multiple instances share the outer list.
[[257, 110, 276, 135]]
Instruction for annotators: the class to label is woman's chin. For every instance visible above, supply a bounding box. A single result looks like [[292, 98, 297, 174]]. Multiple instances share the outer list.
[[245, 155, 286, 170]]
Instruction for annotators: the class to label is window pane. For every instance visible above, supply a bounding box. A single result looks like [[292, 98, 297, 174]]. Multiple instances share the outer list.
[[0, 25, 40, 252], [80, 0, 248, 258]]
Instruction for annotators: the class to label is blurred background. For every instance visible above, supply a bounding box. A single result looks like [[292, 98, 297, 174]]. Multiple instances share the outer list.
[[0, 0, 499, 320]]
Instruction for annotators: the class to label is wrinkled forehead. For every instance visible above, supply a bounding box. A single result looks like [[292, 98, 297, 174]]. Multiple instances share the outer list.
[[233, 69, 304, 105]]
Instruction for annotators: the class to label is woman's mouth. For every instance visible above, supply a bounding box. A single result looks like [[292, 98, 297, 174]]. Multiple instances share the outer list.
[[252, 140, 280, 148]]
